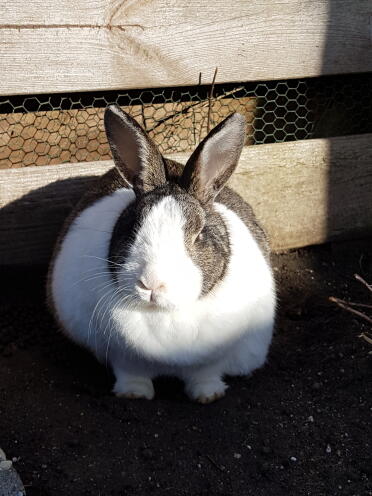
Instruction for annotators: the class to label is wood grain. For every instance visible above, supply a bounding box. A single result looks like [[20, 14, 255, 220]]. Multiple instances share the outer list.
[[0, 0, 371, 95], [1, 134, 372, 265]]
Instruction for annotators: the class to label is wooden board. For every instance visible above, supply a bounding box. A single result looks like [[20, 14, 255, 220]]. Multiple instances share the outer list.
[[1, 1, 372, 95], [1, 134, 372, 265]]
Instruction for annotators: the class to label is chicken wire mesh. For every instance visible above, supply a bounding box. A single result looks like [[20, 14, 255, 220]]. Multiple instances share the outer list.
[[1, 72, 372, 169]]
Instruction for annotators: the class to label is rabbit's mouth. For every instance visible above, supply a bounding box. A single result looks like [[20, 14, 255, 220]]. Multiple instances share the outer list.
[[136, 292, 177, 312], [133, 278, 177, 311]]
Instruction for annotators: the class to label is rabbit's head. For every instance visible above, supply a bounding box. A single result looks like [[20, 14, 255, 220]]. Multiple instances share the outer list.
[[105, 105, 246, 310]]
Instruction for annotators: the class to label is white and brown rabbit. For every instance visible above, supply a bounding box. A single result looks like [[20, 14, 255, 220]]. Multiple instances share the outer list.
[[48, 105, 276, 403]]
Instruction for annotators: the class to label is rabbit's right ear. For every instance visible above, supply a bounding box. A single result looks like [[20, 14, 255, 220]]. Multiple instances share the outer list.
[[179, 113, 246, 206], [104, 105, 166, 194]]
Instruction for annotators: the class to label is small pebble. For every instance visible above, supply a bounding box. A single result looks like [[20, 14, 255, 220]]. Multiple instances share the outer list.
[[0, 460, 13, 470], [0, 448, 6, 461], [290, 456, 297, 462], [308, 415, 314, 422], [326, 444, 332, 454], [233, 453, 242, 459]]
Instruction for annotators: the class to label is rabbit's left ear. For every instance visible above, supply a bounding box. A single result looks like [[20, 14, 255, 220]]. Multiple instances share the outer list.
[[179, 113, 246, 205], [104, 104, 166, 194]]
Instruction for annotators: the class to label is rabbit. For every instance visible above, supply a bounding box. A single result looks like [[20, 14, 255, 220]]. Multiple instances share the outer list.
[[48, 104, 276, 404]]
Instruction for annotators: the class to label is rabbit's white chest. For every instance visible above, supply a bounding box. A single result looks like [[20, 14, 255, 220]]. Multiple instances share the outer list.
[[111, 202, 275, 366], [112, 300, 265, 366]]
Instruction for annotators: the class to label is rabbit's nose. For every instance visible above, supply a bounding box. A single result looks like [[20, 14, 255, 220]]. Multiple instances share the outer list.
[[136, 279, 166, 302], [136, 279, 151, 291], [137, 279, 165, 292]]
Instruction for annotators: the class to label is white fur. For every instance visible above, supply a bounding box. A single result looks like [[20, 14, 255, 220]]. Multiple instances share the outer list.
[[113, 372, 155, 400], [51, 189, 275, 401], [119, 196, 203, 310], [111, 199, 275, 367], [51, 188, 135, 352]]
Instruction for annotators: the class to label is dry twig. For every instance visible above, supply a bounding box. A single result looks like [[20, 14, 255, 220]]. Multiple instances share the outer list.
[[329, 273, 372, 351], [207, 67, 218, 133], [359, 332, 372, 345], [146, 85, 243, 135], [205, 454, 225, 472], [354, 273, 372, 292], [329, 296, 372, 325]]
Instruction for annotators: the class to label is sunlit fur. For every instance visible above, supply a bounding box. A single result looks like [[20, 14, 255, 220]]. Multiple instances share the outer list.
[[51, 189, 275, 400], [119, 196, 203, 310]]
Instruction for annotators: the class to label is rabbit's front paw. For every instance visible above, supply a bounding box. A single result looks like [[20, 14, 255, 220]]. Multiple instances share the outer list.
[[113, 376, 154, 400], [186, 378, 227, 404]]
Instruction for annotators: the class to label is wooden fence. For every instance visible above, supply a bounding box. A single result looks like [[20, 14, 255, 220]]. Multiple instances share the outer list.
[[0, 0, 372, 264]]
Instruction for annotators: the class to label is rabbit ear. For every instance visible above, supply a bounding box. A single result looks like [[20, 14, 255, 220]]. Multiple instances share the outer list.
[[180, 113, 246, 205], [104, 105, 166, 193]]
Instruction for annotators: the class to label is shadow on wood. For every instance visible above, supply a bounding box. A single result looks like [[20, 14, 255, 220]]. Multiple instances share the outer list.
[[323, 1, 372, 248], [0, 175, 97, 265], [1, 134, 372, 266]]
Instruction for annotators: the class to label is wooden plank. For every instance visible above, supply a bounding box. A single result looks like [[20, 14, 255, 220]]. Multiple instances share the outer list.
[[1, 134, 372, 265], [228, 135, 372, 251], [0, 1, 371, 96], [0, 161, 111, 266]]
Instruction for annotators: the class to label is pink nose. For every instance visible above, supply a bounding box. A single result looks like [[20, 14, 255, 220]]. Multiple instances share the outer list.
[[136, 279, 166, 302]]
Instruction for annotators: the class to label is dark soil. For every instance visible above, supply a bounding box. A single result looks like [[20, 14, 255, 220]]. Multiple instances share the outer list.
[[1, 240, 371, 496]]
